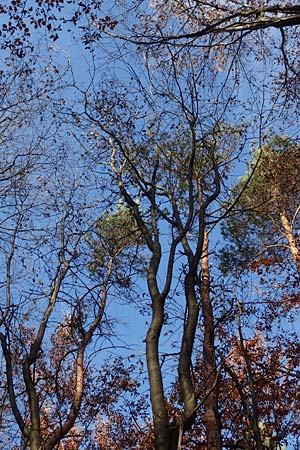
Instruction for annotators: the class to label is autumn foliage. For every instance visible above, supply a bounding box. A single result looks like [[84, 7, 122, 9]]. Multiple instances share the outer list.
[[0, 1, 300, 450]]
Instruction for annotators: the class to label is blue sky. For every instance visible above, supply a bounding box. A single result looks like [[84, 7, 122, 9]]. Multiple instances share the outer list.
[[0, 2, 300, 448]]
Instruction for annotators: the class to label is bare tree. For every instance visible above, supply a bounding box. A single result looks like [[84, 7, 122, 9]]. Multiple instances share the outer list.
[[0, 50, 134, 450]]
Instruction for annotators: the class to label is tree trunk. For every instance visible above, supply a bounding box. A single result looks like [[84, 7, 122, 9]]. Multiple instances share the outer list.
[[280, 209, 300, 272], [146, 243, 170, 450], [146, 304, 170, 450], [23, 360, 42, 450], [178, 273, 198, 421], [200, 230, 222, 450]]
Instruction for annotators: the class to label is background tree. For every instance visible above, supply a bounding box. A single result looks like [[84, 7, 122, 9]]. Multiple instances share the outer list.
[[220, 135, 300, 275], [0, 48, 142, 449]]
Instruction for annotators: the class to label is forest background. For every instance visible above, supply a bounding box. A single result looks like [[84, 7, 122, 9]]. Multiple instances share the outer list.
[[0, 1, 300, 449]]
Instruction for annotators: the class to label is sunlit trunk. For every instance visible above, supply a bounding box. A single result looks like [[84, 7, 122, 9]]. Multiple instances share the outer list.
[[280, 209, 300, 272]]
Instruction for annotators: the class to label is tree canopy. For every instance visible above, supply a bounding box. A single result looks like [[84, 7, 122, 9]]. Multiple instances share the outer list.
[[221, 135, 300, 274], [0, 1, 300, 450]]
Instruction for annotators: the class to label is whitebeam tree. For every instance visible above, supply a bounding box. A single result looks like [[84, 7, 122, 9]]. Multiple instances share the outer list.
[[80, 37, 245, 448]]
